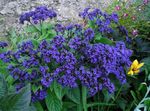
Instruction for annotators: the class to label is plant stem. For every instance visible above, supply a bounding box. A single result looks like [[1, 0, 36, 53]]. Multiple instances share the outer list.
[[127, 101, 134, 111], [29, 21, 41, 32], [77, 104, 82, 111], [40, 20, 43, 35], [82, 86, 87, 111], [91, 107, 94, 111], [134, 86, 150, 110], [98, 92, 100, 111], [87, 102, 116, 107], [107, 86, 123, 111], [115, 86, 123, 101]]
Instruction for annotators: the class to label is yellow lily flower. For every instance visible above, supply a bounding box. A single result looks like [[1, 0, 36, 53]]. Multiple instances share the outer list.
[[128, 59, 144, 75]]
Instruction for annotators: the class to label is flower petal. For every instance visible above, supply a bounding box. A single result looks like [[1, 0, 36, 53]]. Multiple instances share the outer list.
[[128, 70, 133, 75], [132, 59, 139, 68], [137, 63, 144, 69], [134, 69, 140, 74]]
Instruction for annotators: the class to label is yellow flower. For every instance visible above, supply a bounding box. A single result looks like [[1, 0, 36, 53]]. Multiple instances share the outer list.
[[128, 59, 144, 75]]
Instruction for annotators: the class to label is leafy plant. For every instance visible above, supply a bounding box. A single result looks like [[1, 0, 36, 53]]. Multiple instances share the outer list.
[[106, 0, 150, 40], [134, 85, 150, 111], [0, 74, 33, 111]]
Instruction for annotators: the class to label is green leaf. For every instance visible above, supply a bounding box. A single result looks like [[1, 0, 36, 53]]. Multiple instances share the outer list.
[[25, 25, 40, 33], [88, 21, 95, 29], [138, 83, 147, 91], [0, 74, 7, 98], [0, 67, 9, 76], [94, 33, 102, 41], [39, 30, 56, 41], [6, 75, 14, 85], [130, 90, 138, 104], [62, 102, 76, 111], [62, 102, 76, 109], [0, 61, 9, 76], [116, 98, 127, 110], [10, 29, 17, 38], [148, 74, 150, 81], [45, 89, 62, 111], [100, 37, 114, 45], [0, 84, 31, 111], [103, 90, 113, 102], [32, 85, 42, 93], [31, 39, 39, 48], [53, 81, 63, 100], [95, 37, 114, 45], [144, 98, 150, 108], [41, 23, 53, 33], [66, 87, 81, 104], [34, 102, 44, 111], [142, 57, 150, 67], [28, 105, 37, 111]]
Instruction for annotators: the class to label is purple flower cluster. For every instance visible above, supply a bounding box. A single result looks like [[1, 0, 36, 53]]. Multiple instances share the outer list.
[[0, 42, 8, 48], [20, 6, 57, 24], [0, 35, 77, 101], [118, 25, 131, 43], [72, 39, 132, 95], [79, 8, 124, 35], [31, 89, 47, 102], [52, 35, 65, 47], [2, 34, 131, 100], [0, 51, 12, 62], [79, 8, 118, 22], [84, 28, 95, 41]]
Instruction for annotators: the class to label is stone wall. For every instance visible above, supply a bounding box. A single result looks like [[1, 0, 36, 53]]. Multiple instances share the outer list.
[[0, 0, 113, 37]]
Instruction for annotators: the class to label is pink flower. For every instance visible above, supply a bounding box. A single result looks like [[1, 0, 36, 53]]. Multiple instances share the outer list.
[[132, 29, 138, 36], [123, 13, 128, 17], [143, 0, 149, 4], [132, 16, 136, 21], [115, 5, 121, 11]]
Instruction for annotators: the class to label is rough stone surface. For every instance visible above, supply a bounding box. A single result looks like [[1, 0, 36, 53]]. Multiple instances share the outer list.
[[0, 0, 113, 37]]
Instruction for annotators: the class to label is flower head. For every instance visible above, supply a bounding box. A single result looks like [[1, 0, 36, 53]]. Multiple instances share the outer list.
[[132, 29, 138, 36], [115, 5, 121, 11], [123, 13, 128, 17], [128, 59, 144, 75], [132, 16, 136, 21], [20, 6, 57, 24], [0, 42, 8, 48], [143, 0, 149, 4]]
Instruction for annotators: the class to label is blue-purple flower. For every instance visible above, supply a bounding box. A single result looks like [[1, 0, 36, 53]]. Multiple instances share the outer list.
[[20, 6, 57, 24], [0, 42, 8, 48]]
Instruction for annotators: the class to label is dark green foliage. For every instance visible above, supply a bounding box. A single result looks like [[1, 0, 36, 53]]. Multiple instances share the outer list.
[[0, 75, 33, 111], [45, 89, 62, 111]]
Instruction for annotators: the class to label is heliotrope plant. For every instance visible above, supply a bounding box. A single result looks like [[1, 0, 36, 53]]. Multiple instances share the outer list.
[[0, 6, 134, 104]]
